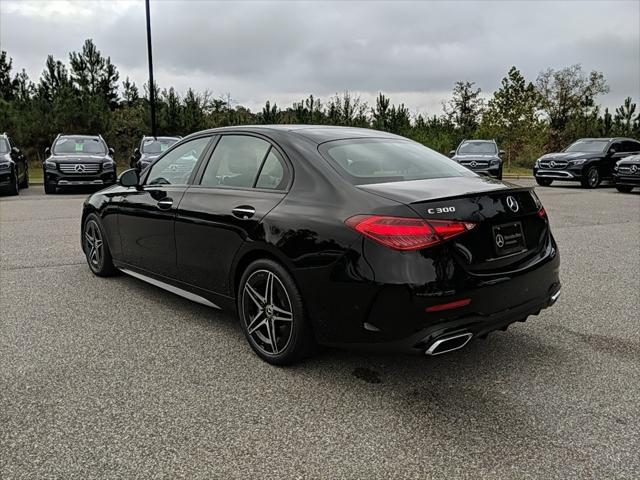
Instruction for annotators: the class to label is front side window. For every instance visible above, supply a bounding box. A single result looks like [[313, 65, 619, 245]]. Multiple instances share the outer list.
[[53, 136, 106, 155], [457, 141, 497, 155], [200, 135, 271, 188], [146, 136, 211, 186], [621, 141, 640, 153], [320, 138, 473, 185], [565, 139, 609, 153]]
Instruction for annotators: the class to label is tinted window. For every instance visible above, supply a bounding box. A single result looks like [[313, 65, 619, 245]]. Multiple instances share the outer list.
[[146, 136, 210, 186], [622, 140, 640, 153], [201, 135, 271, 188], [141, 137, 180, 154], [53, 136, 106, 155], [255, 149, 287, 190], [320, 138, 473, 185], [458, 141, 497, 155], [565, 139, 609, 153], [0, 138, 9, 154]]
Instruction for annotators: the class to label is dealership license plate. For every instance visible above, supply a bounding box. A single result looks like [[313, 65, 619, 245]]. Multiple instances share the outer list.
[[492, 221, 526, 257]]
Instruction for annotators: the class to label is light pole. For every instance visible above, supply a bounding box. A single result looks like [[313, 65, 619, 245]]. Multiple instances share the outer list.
[[145, 0, 157, 138]]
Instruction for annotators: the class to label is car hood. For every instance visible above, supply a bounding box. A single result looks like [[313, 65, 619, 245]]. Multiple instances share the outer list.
[[538, 152, 599, 161], [49, 154, 111, 164], [357, 175, 516, 204], [617, 154, 640, 165]]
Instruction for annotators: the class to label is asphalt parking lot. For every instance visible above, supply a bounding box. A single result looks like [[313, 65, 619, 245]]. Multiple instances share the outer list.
[[1, 180, 639, 479]]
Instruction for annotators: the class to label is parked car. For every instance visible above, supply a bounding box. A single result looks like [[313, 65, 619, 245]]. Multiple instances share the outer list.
[[613, 154, 640, 193], [533, 137, 640, 188], [449, 139, 504, 179], [43, 134, 117, 194], [81, 126, 561, 365], [0, 132, 29, 195], [130, 136, 181, 170]]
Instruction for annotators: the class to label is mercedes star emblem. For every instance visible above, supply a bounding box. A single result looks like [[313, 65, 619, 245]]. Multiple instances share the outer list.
[[74, 164, 86, 173], [506, 196, 519, 213], [470, 161, 477, 167], [550, 160, 556, 168], [495, 234, 505, 248], [631, 165, 638, 174]]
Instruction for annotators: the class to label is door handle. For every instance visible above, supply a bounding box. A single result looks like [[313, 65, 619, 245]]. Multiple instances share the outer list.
[[157, 198, 173, 210], [232, 206, 256, 219]]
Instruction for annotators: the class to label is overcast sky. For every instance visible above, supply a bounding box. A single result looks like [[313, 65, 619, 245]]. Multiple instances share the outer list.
[[1, 0, 638, 114]]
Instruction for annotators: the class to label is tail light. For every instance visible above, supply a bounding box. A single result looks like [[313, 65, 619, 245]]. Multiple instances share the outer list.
[[345, 215, 476, 251], [538, 207, 547, 219]]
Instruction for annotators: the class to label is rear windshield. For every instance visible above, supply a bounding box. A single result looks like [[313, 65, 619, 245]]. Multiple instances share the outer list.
[[564, 139, 609, 153], [320, 138, 474, 185], [53, 136, 106, 155], [458, 141, 497, 155], [0, 138, 9, 154], [142, 137, 179, 154]]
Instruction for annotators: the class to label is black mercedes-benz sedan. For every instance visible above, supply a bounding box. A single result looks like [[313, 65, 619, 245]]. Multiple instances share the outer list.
[[43, 134, 117, 194], [533, 137, 640, 188], [613, 154, 640, 192], [130, 136, 181, 170], [81, 126, 561, 364], [449, 139, 504, 179]]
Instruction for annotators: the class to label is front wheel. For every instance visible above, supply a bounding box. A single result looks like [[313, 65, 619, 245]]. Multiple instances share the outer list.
[[536, 177, 553, 186], [237, 259, 316, 365], [615, 185, 633, 193], [6, 170, 19, 195], [581, 166, 601, 189], [44, 180, 56, 194], [82, 214, 118, 277]]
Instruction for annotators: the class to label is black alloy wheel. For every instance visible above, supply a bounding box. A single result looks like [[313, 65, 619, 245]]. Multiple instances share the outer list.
[[582, 166, 601, 188], [615, 185, 633, 193], [238, 259, 314, 365], [83, 215, 117, 276], [19, 166, 29, 188], [535, 178, 553, 187]]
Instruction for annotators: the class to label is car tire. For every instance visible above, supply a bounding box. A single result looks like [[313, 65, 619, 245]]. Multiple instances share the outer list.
[[615, 185, 633, 193], [237, 259, 316, 365], [82, 214, 118, 277], [581, 166, 601, 189], [6, 170, 19, 195], [19, 166, 29, 188], [536, 178, 553, 186], [44, 180, 56, 194]]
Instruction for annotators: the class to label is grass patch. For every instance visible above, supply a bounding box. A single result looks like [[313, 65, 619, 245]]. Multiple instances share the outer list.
[[29, 164, 44, 183], [503, 165, 532, 176]]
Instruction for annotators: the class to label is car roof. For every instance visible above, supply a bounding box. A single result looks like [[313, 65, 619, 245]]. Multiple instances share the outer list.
[[58, 134, 102, 139], [461, 139, 495, 143], [142, 136, 180, 140], [192, 125, 403, 144], [575, 137, 638, 142]]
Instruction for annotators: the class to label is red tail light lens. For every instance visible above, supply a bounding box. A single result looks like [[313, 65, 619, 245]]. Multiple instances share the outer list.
[[346, 215, 476, 251], [538, 207, 547, 219]]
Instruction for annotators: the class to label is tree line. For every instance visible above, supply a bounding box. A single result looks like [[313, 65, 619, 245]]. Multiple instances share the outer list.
[[1, 39, 638, 168]]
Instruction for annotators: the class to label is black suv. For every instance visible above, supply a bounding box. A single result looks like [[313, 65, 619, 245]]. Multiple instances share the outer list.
[[613, 154, 640, 193], [0, 132, 29, 195], [449, 139, 504, 179], [43, 134, 117, 194], [533, 137, 640, 188], [130, 136, 181, 170]]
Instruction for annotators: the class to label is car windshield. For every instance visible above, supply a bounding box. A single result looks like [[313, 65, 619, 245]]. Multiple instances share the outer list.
[[564, 139, 609, 153], [141, 137, 179, 154], [0, 138, 9, 154], [53, 136, 106, 155], [457, 141, 497, 155], [320, 138, 474, 185]]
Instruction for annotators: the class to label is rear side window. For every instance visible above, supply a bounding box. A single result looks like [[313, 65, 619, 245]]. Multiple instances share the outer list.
[[255, 149, 287, 190], [320, 138, 473, 185], [201, 135, 271, 188]]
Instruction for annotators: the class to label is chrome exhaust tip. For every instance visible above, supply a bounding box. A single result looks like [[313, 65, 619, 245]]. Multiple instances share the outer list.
[[425, 332, 473, 356], [550, 289, 561, 305]]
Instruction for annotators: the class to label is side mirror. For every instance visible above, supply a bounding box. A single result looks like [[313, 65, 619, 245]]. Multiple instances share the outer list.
[[11, 146, 20, 154], [608, 148, 617, 155], [109, 147, 115, 155], [118, 168, 140, 188], [499, 150, 505, 156], [45, 147, 51, 155], [134, 147, 140, 156], [449, 150, 456, 157]]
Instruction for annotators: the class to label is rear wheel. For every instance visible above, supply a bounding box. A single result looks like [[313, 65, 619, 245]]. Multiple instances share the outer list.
[[581, 166, 601, 188], [238, 259, 315, 365], [83, 214, 117, 277], [536, 177, 553, 186], [615, 185, 633, 193]]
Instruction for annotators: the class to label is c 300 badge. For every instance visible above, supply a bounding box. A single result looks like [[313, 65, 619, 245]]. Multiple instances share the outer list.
[[427, 206, 456, 214]]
